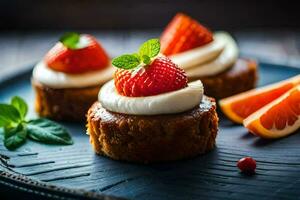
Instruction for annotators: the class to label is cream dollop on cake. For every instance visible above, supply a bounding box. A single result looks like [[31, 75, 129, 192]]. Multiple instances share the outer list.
[[32, 62, 114, 88], [99, 80, 203, 115], [170, 32, 239, 77]]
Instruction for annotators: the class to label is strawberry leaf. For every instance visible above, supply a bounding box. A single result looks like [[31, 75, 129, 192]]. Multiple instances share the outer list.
[[139, 38, 160, 58], [59, 32, 80, 50], [112, 54, 140, 69]]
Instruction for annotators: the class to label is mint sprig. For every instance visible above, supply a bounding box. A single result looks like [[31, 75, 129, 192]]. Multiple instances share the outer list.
[[112, 38, 160, 69], [59, 32, 81, 50], [112, 54, 140, 70], [139, 38, 160, 58], [0, 96, 73, 150]]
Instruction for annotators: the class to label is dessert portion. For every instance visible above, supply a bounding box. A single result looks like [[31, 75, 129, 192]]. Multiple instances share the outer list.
[[160, 13, 258, 99], [32, 32, 114, 121], [219, 75, 300, 139], [87, 39, 219, 163]]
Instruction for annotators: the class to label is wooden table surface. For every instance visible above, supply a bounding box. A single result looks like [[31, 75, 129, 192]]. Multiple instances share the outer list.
[[0, 30, 299, 77]]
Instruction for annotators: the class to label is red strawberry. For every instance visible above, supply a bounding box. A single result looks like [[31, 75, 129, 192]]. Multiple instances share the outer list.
[[114, 57, 188, 97], [160, 13, 213, 56], [45, 34, 109, 74]]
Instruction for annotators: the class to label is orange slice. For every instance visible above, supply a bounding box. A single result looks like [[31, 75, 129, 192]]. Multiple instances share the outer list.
[[219, 75, 300, 123], [244, 85, 300, 139]]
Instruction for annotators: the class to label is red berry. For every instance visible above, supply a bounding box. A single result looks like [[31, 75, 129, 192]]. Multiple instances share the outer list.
[[114, 56, 188, 97], [160, 13, 213, 56], [237, 157, 256, 174], [45, 34, 109, 74]]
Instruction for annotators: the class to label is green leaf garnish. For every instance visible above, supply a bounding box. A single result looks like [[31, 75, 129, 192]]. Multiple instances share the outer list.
[[27, 118, 73, 145], [59, 32, 80, 50], [139, 38, 160, 58], [142, 55, 151, 65], [11, 96, 28, 119], [112, 54, 140, 70], [4, 124, 27, 150], [112, 38, 161, 70], [132, 53, 141, 62], [0, 104, 21, 126], [0, 116, 9, 127], [0, 96, 73, 150]]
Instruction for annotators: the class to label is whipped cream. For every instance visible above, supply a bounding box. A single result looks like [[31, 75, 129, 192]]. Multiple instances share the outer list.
[[32, 62, 115, 88], [171, 32, 239, 77], [99, 80, 203, 115]]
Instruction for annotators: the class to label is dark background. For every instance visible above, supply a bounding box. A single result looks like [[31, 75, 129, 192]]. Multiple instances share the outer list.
[[0, 0, 299, 76], [0, 0, 299, 31]]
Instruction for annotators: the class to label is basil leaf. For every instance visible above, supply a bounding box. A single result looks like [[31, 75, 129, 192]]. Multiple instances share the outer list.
[[112, 54, 140, 69], [4, 124, 27, 150], [11, 96, 28, 119], [0, 104, 21, 127], [138, 38, 160, 58], [27, 118, 73, 145], [59, 32, 80, 50], [0, 116, 8, 127]]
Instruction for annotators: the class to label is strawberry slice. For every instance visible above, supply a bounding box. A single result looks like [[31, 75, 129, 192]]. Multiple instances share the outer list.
[[45, 33, 109, 74], [114, 57, 188, 97], [160, 13, 213, 56]]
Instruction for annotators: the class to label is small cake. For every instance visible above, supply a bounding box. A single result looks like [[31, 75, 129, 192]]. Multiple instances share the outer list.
[[32, 32, 114, 121], [160, 13, 258, 99], [87, 39, 219, 163]]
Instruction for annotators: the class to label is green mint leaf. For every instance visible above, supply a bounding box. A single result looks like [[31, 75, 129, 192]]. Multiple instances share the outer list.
[[112, 54, 140, 69], [142, 55, 151, 65], [59, 32, 80, 50], [132, 53, 141, 62], [138, 38, 160, 58], [11, 96, 28, 119], [27, 118, 73, 145], [4, 124, 27, 150], [0, 104, 21, 127]]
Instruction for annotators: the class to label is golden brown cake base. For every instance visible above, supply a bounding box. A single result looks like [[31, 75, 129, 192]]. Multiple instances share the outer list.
[[32, 79, 101, 121], [87, 96, 219, 163], [189, 59, 258, 99]]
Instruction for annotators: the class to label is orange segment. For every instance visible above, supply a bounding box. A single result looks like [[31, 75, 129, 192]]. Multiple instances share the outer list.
[[244, 85, 300, 139], [219, 75, 300, 123]]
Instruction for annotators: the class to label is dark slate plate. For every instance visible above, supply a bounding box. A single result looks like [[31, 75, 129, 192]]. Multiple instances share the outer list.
[[0, 62, 300, 200]]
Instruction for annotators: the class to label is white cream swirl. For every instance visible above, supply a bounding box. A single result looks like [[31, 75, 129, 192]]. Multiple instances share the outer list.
[[32, 62, 115, 88], [170, 32, 239, 77], [99, 80, 203, 115]]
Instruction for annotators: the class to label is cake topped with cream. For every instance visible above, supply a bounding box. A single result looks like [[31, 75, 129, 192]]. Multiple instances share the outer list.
[[33, 32, 114, 88], [87, 37, 219, 163], [31, 32, 116, 121], [160, 13, 239, 78], [98, 38, 204, 115]]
